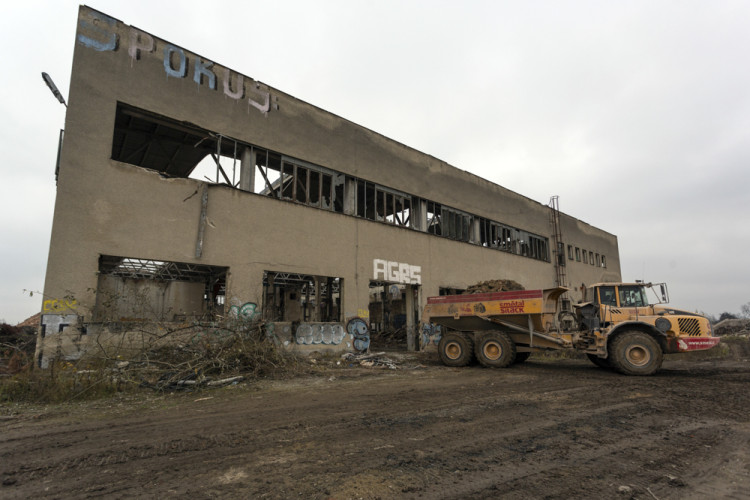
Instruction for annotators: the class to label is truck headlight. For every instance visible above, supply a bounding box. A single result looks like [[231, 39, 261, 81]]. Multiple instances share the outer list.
[[655, 317, 672, 333]]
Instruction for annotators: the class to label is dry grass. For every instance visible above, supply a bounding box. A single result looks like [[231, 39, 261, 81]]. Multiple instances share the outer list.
[[0, 320, 307, 403]]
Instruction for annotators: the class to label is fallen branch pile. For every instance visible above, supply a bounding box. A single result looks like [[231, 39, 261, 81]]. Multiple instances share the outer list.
[[341, 351, 399, 370]]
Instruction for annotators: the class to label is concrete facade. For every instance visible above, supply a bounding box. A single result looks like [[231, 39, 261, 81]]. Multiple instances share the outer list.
[[37, 7, 621, 365]]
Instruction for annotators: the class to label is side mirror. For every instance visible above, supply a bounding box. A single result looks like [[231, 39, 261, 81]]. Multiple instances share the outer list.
[[660, 284, 667, 302]]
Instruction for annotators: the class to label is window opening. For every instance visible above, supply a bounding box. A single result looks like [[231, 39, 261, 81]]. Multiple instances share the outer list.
[[598, 286, 617, 306], [95, 255, 227, 322], [112, 104, 558, 265], [262, 271, 341, 323], [619, 286, 648, 307]]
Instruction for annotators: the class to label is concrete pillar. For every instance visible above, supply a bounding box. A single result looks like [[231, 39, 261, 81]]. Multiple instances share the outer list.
[[311, 277, 320, 322], [412, 199, 428, 231], [239, 147, 256, 192], [472, 218, 481, 244], [406, 285, 416, 351], [344, 177, 356, 215]]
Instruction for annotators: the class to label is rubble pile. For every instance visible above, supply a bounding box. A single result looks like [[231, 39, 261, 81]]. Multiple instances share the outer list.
[[341, 352, 398, 370], [368, 328, 406, 348], [463, 279, 525, 294], [714, 318, 750, 337]]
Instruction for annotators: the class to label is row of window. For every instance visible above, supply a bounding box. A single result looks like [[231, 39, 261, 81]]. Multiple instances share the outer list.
[[112, 104, 550, 264], [256, 149, 550, 262], [567, 244, 607, 268]]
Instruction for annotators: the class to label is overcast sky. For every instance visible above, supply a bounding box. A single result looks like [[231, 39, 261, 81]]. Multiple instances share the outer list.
[[1, 1, 749, 324]]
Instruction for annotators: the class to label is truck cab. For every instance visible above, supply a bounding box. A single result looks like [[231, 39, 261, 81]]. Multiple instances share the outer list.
[[580, 282, 720, 373]]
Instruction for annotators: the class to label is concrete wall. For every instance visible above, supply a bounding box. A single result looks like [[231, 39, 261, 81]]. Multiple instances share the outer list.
[[38, 7, 621, 363]]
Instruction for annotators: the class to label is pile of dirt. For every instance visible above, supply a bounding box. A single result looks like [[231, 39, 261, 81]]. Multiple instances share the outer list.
[[714, 318, 750, 337], [17, 312, 41, 329], [463, 279, 525, 294]]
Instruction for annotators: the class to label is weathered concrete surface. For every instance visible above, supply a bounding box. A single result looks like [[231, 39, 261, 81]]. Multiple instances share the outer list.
[[41, 6, 621, 337]]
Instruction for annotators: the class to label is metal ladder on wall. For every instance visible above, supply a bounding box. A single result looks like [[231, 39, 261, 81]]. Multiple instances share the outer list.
[[549, 196, 574, 329], [548, 196, 568, 289]]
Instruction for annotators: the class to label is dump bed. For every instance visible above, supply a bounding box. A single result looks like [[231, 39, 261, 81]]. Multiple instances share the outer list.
[[422, 287, 567, 334]]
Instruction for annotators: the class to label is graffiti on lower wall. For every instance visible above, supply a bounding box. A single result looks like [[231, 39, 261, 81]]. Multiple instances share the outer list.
[[295, 323, 347, 346], [39, 314, 84, 368], [347, 317, 370, 352], [420, 323, 442, 350], [41, 314, 80, 338], [228, 301, 260, 321], [357, 308, 370, 320], [43, 298, 78, 313]]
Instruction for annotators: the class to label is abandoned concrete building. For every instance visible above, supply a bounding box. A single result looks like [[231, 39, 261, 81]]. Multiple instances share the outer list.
[[37, 6, 621, 365]]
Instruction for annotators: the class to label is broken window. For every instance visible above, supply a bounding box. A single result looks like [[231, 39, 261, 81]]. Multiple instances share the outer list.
[[262, 271, 341, 323], [426, 201, 442, 235], [94, 255, 227, 322], [255, 149, 282, 196], [438, 207, 473, 242], [112, 103, 558, 265]]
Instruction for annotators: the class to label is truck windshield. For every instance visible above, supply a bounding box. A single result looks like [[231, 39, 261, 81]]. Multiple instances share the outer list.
[[619, 286, 649, 307]]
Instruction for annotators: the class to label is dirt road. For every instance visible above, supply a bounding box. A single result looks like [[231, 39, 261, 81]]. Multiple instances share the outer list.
[[2, 351, 749, 499]]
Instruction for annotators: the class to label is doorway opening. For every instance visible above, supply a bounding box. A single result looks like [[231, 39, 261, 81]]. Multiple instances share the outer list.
[[367, 280, 420, 350]]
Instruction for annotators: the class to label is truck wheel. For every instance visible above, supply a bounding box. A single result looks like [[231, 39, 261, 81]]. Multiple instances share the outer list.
[[438, 332, 474, 367], [475, 332, 516, 368], [610, 331, 663, 376], [514, 352, 531, 364], [586, 353, 611, 369]]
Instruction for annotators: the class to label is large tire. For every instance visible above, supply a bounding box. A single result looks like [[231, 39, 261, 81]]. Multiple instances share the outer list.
[[475, 331, 516, 368], [438, 332, 474, 367], [586, 353, 612, 369], [609, 331, 663, 376], [514, 352, 531, 364]]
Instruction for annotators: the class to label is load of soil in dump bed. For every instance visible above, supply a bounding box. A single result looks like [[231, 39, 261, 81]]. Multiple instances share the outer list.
[[463, 279, 525, 294]]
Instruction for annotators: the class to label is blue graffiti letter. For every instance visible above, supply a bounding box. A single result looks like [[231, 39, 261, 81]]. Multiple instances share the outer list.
[[163, 45, 187, 78], [77, 12, 118, 52], [194, 59, 216, 89]]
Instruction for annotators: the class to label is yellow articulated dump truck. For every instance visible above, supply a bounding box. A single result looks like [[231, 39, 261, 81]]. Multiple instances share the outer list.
[[421, 282, 719, 376]]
